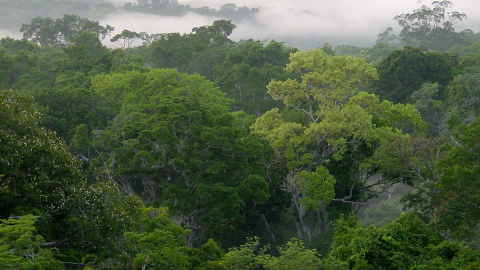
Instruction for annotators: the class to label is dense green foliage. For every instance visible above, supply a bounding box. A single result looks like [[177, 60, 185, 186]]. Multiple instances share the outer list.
[[1, 2, 480, 268], [148, 19, 237, 80], [0, 215, 65, 269], [214, 39, 296, 115], [88, 68, 289, 247], [0, 90, 82, 216], [325, 213, 480, 269], [375, 46, 454, 104]]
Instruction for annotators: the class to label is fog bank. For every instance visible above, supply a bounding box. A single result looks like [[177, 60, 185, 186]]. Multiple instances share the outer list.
[[103, 0, 480, 49]]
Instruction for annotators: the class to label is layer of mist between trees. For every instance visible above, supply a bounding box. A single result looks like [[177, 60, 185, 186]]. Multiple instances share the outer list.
[[2, 0, 480, 50], [1, 0, 480, 269]]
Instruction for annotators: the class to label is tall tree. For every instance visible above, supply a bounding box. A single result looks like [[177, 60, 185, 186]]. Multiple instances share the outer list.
[[110, 29, 141, 49], [252, 48, 426, 241], [89, 69, 288, 247], [21, 14, 114, 46], [393, 0, 474, 50]]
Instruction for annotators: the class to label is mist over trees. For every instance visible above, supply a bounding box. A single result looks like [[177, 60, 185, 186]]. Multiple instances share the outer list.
[[1, 0, 480, 269], [0, 0, 115, 30], [0, 0, 259, 38], [123, 0, 259, 22]]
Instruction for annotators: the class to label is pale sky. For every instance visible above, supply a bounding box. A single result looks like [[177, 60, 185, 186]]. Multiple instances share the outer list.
[[103, 0, 480, 49]]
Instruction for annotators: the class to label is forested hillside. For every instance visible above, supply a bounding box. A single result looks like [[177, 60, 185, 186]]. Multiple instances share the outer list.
[[1, 1, 480, 269]]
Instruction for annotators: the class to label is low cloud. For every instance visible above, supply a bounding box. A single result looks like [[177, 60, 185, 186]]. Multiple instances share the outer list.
[[0, 27, 23, 40], [101, 11, 220, 48], [102, 11, 217, 37], [102, 0, 480, 49]]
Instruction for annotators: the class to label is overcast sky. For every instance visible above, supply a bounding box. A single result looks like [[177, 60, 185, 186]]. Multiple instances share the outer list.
[[103, 0, 480, 49]]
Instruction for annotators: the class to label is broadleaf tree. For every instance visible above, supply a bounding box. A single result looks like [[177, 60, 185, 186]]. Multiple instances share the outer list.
[[252, 48, 427, 241], [393, 0, 474, 50], [89, 69, 289, 247], [0, 89, 82, 217], [20, 14, 114, 46]]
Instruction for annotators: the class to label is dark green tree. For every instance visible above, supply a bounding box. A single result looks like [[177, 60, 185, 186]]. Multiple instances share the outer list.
[[0, 37, 37, 55], [63, 31, 112, 74], [375, 46, 454, 104], [446, 73, 480, 126], [150, 20, 236, 79], [0, 89, 82, 216], [8, 33, 114, 142], [0, 38, 39, 88], [26, 36, 113, 140], [52, 180, 144, 265], [0, 47, 16, 89], [186, 20, 237, 78], [149, 32, 192, 71], [433, 119, 480, 244], [89, 69, 288, 247], [214, 39, 296, 115], [411, 82, 448, 137], [109, 48, 149, 72], [11, 46, 65, 96]]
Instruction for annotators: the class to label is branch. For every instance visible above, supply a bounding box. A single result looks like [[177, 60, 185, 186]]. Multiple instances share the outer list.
[[79, 154, 89, 163], [61, 262, 92, 267], [142, 255, 150, 270], [331, 198, 367, 206], [362, 176, 398, 190]]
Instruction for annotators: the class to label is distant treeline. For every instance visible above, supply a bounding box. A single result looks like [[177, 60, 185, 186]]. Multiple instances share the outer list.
[[0, 0, 259, 33], [0, 0, 115, 29], [124, 0, 259, 22]]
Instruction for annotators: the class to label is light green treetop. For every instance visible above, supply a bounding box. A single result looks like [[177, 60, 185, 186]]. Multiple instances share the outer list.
[[252, 49, 426, 241], [0, 215, 64, 269], [267, 48, 378, 123]]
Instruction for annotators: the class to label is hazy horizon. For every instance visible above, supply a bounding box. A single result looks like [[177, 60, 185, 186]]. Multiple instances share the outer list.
[[103, 0, 480, 49], [2, 0, 479, 50]]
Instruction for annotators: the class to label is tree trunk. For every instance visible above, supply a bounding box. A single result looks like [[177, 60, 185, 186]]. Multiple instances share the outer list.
[[288, 174, 328, 242], [261, 214, 277, 245]]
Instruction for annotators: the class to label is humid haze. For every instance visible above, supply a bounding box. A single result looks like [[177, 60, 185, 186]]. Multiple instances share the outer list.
[[2, 0, 480, 269], [101, 0, 480, 48]]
